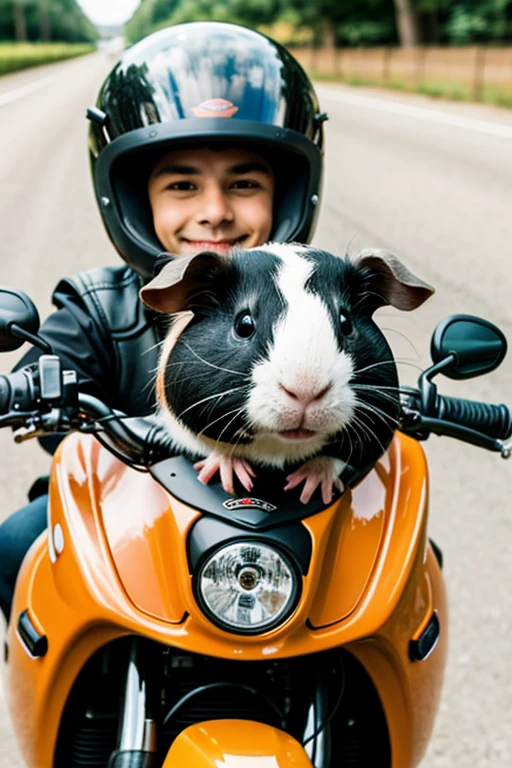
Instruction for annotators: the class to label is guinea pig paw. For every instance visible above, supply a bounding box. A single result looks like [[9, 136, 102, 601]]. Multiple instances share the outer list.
[[284, 457, 345, 505], [194, 452, 256, 495]]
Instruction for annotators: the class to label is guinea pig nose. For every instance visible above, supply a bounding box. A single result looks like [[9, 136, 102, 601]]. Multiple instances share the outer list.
[[280, 382, 332, 405]]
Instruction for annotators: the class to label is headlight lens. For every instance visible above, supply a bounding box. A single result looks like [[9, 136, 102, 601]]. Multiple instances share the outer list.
[[196, 541, 300, 634]]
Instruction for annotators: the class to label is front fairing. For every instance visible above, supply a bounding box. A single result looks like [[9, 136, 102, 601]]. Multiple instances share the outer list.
[[44, 430, 428, 655], [5, 431, 444, 768]]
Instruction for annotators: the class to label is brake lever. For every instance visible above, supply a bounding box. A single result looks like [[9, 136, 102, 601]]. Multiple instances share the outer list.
[[400, 409, 505, 453], [12, 408, 67, 443]]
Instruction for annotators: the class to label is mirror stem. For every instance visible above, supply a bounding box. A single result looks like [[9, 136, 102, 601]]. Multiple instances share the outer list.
[[419, 354, 456, 416], [9, 324, 53, 355]]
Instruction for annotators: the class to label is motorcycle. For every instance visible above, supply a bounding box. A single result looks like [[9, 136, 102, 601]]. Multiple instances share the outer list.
[[0, 286, 510, 768]]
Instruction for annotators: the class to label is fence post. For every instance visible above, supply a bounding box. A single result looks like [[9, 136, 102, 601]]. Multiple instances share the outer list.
[[473, 45, 487, 101], [382, 47, 392, 83], [335, 47, 344, 79], [311, 46, 317, 75], [415, 46, 426, 87]]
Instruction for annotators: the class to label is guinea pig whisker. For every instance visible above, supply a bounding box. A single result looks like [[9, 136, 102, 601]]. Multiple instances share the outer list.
[[176, 385, 250, 421], [352, 360, 397, 376], [197, 405, 248, 441], [351, 412, 387, 454], [337, 422, 356, 465], [350, 411, 380, 446], [170, 370, 251, 387], [343, 419, 366, 460], [217, 407, 250, 443], [379, 327, 419, 358], [353, 358, 423, 377], [182, 340, 247, 376], [142, 338, 167, 355], [351, 389, 399, 406], [355, 400, 400, 428], [351, 385, 401, 405], [352, 382, 403, 391]]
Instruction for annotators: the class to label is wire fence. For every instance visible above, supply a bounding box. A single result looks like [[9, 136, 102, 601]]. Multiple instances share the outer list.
[[290, 46, 512, 105]]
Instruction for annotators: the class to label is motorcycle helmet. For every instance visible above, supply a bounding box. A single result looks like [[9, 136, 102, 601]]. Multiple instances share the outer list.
[[88, 21, 326, 279]]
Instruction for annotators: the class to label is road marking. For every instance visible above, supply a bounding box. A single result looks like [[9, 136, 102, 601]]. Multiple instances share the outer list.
[[316, 87, 512, 140], [0, 72, 63, 108]]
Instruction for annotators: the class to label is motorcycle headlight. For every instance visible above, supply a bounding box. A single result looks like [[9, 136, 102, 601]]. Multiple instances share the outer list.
[[195, 541, 300, 634]]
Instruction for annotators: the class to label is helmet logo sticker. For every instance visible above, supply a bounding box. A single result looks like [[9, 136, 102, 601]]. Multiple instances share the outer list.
[[192, 98, 239, 118]]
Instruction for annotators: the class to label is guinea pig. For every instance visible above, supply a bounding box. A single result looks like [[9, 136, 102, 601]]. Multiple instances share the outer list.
[[140, 243, 434, 504]]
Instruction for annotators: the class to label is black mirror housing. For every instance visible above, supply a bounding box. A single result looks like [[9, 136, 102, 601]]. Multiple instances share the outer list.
[[0, 288, 40, 352], [431, 314, 507, 379]]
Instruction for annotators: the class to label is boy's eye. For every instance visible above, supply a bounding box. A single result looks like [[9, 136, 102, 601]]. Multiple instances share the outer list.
[[231, 180, 259, 190], [167, 181, 196, 191]]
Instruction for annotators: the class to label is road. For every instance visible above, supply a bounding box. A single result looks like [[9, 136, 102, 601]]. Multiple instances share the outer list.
[[0, 52, 511, 767]]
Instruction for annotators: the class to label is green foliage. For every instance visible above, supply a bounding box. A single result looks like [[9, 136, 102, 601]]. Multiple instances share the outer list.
[[444, 1, 511, 43], [0, 0, 98, 42], [0, 41, 94, 73], [124, 0, 512, 46]]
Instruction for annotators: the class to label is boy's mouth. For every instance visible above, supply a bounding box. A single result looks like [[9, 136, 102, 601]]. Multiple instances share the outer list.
[[180, 236, 247, 253]]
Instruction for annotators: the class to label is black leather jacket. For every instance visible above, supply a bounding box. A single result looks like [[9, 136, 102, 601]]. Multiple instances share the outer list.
[[16, 266, 163, 439]]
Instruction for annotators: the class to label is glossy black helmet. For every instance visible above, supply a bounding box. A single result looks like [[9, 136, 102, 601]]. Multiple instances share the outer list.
[[88, 21, 326, 279]]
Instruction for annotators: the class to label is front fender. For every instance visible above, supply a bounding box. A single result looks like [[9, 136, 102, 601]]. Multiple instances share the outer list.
[[163, 719, 313, 766]]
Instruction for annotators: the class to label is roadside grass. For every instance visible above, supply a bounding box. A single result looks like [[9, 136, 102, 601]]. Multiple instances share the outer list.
[[0, 43, 95, 76], [311, 71, 512, 110]]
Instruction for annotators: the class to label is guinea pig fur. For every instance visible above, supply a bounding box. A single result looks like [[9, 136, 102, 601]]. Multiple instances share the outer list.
[[141, 244, 434, 486]]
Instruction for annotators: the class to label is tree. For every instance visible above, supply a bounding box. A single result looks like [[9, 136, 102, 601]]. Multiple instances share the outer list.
[[13, 0, 32, 41], [393, 0, 420, 45], [40, 0, 51, 41], [0, 0, 98, 42]]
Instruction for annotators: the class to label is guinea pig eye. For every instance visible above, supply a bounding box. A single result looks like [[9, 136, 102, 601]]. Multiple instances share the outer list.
[[339, 311, 352, 334], [234, 311, 255, 339]]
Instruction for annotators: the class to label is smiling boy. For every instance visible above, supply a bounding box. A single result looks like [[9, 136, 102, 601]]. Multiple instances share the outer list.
[[148, 147, 275, 255], [0, 21, 325, 624]]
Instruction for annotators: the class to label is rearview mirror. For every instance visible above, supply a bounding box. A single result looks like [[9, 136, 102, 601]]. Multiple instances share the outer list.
[[0, 288, 41, 352], [431, 314, 507, 379]]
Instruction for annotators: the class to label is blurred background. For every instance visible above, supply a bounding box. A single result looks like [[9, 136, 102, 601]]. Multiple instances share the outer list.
[[3, 1, 512, 104], [1, 1, 512, 767]]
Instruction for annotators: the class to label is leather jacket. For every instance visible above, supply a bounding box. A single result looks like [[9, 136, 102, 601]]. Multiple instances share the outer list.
[[15, 266, 163, 450]]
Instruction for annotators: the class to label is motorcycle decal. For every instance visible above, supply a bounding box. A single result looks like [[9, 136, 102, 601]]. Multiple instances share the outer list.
[[192, 98, 239, 118], [223, 497, 277, 512]]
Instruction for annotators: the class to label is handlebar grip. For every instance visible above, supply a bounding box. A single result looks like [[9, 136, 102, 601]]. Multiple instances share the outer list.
[[0, 375, 12, 414], [437, 395, 512, 440]]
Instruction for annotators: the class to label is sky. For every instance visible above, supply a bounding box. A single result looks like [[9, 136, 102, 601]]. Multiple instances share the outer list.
[[77, 0, 141, 26]]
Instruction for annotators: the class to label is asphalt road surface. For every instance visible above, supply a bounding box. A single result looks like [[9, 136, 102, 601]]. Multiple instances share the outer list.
[[0, 52, 511, 767]]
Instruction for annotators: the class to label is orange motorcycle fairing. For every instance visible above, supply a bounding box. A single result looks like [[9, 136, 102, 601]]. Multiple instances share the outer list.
[[4, 430, 446, 768], [162, 720, 314, 766]]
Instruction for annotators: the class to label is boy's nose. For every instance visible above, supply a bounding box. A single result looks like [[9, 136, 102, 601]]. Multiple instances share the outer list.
[[197, 187, 234, 226]]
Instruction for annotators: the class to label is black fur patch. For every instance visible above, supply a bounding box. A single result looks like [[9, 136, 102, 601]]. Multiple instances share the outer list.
[[163, 249, 284, 443], [302, 249, 399, 468]]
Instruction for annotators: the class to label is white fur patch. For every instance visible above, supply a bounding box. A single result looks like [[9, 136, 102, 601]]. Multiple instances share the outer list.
[[245, 244, 357, 463]]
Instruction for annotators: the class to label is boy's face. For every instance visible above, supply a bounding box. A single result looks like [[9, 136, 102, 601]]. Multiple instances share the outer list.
[[148, 146, 275, 255]]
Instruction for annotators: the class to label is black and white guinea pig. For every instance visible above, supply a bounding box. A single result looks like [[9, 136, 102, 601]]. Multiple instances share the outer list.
[[140, 244, 434, 504]]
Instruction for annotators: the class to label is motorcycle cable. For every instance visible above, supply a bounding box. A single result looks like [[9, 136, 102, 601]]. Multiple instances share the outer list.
[[301, 652, 346, 749], [162, 681, 286, 729]]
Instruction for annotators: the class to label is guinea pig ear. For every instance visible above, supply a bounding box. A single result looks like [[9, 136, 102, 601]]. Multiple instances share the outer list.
[[355, 249, 435, 312], [140, 251, 226, 313]]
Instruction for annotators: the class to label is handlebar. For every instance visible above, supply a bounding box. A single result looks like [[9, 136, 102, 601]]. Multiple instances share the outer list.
[[436, 394, 512, 440], [78, 394, 175, 466], [0, 359, 510, 466], [400, 390, 512, 455]]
